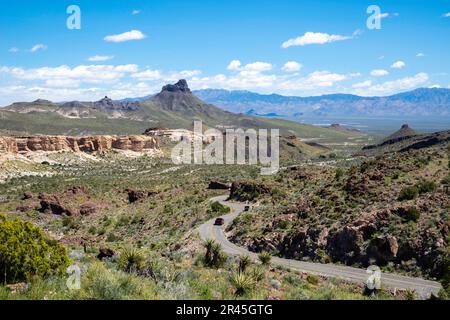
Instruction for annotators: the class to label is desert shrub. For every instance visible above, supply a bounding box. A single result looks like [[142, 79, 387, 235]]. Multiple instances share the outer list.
[[441, 175, 450, 186], [329, 153, 337, 159], [258, 252, 272, 266], [76, 262, 154, 300], [416, 180, 437, 194], [119, 247, 146, 273], [434, 251, 450, 299], [210, 201, 230, 214], [402, 207, 421, 222], [306, 274, 320, 285], [398, 186, 419, 201], [271, 188, 287, 200], [335, 168, 344, 180], [229, 271, 255, 296], [0, 213, 70, 284], [405, 289, 417, 300]]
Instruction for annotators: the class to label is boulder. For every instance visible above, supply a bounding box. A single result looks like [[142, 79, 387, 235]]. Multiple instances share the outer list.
[[326, 226, 364, 263], [79, 203, 98, 215], [367, 236, 399, 265], [38, 193, 77, 216], [97, 247, 115, 260], [126, 189, 157, 204]]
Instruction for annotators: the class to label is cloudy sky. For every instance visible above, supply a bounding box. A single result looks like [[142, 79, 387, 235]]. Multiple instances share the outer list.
[[0, 0, 449, 105]]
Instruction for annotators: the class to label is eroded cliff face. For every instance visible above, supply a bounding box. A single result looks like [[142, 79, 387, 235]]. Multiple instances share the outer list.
[[0, 135, 160, 154]]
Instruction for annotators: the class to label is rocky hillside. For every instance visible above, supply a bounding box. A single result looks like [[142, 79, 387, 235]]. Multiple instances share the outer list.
[[362, 125, 450, 155], [226, 141, 450, 279]]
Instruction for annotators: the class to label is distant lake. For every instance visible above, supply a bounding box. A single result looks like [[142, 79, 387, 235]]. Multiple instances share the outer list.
[[290, 116, 450, 136]]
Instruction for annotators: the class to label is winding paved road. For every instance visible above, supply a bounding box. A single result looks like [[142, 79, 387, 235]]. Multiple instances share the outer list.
[[198, 195, 442, 299]]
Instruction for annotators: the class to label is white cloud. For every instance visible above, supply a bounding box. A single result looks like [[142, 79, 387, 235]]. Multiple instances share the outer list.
[[30, 44, 47, 52], [131, 69, 162, 81], [355, 73, 429, 95], [0, 64, 138, 86], [370, 69, 389, 76], [227, 60, 242, 71], [132, 10, 141, 15], [352, 80, 372, 88], [282, 32, 351, 48], [282, 61, 302, 73], [131, 69, 201, 82], [416, 53, 425, 57], [429, 84, 441, 88], [391, 60, 406, 69], [9, 47, 19, 53], [226, 60, 272, 72], [104, 30, 146, 43], [443, 12, 450, 17], [242, 62, 272, 72], [88, 55, 114, 62]]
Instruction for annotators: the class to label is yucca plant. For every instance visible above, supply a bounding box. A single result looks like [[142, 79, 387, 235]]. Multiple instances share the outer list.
[[230, 271, 255, 296], [211, 242, 226, 268], [258, 252, 272, 266], [119, 246, 146, 273], [249, 266, 265, 282], [238, 255, 251, 273], [203, 240, 226, 268], [203, 239, 215, 267]]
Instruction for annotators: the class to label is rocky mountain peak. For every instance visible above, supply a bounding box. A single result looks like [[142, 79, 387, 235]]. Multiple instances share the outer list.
[[161, 79, 191, 94], [381, 123, 418, 145]]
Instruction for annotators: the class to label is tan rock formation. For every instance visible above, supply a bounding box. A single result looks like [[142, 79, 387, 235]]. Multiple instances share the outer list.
[[0, 135, 160, 154]]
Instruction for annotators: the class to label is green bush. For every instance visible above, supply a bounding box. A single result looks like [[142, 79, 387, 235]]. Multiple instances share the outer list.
[[403, 207, 421, 222], [416, 180, 437, 194], [335, 168, 344, 180], [0, 213, 70, 284], [210, 202, 231, 214], [306, 274, 320, 285], [398, 186, 419, 201]]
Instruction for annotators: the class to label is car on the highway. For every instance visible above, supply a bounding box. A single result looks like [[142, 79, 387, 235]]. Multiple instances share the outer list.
[[214, 218, 225, 226]]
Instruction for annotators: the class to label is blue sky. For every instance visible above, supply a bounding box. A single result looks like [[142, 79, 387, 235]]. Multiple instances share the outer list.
[[0, 0, 449, 104]]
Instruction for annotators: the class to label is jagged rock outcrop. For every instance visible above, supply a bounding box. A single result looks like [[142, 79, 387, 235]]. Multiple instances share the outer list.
[[93, 96, 140, 111], [161, 79, 191, 93], [0, 135, 159, 154], [367, 235, 399, 265]]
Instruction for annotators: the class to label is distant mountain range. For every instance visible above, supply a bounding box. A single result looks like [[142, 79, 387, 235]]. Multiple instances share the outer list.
[[0, 80, 357, 142], [192, 88, 450, 118]]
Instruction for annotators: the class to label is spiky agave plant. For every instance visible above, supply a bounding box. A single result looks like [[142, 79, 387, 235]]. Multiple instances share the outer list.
[[230, 271, 255, 296], [238, 255, 251, 273], [119, 246, 146, 273], [211, 242, 226, 268], [258, 252, 272, 266], [203, 239, 215, 266]]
